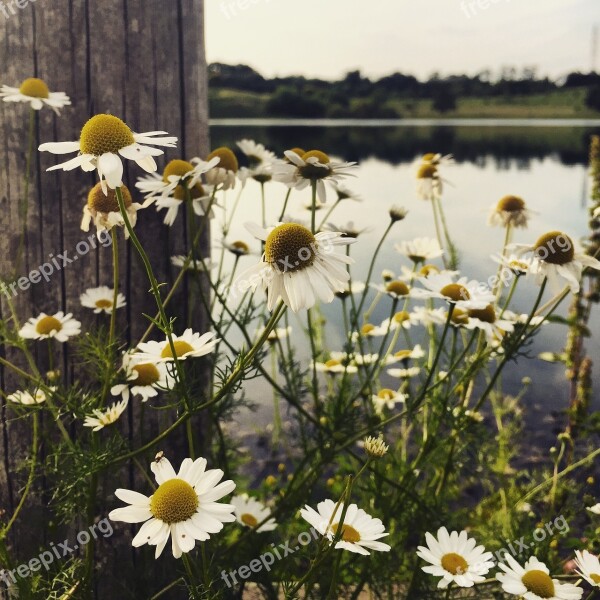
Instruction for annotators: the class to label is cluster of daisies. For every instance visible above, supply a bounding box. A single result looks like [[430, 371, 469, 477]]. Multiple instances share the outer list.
[[108, 453, 390, 559], [418, 526, 600, 598]]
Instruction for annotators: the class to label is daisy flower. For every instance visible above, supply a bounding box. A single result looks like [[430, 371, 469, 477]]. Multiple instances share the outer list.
[[421, 152, 454, 167], [82, 183, 151, 239], [378, 311, 416, 332], [136, 158, 218, 226], [135, 329, 218, 363], [464, 304, 514, 344], [111, 352, 171, 403], [203, 147, 239, 190], [171, 256, 216, 272], [363, 435, 389, 459], [587, 504, 600, 514], [488, 195, 531, 229], [1, 77, 70, 113], [512, 230, 600, 293], [332, 182, 362, 203], [325, 221, 372, 239], [395, 237, 444, 264], [234, 222, 356, 312], [239, 160, 282, 185], [386, 344, 425, 364], [496, 554, 583, 599], [39, 114, 177, 193], [351, 322, 387, 341], [7, 389, 50, 405], [231, 494, 277, 532], [19, 312, 81, 342], [371, 280, 411, 300], [315, 359, 358, 375], [389, 205, 409, 223], [224, 240, 252, 257], [80, 286, 126, 314], [237, 139, 276, 168], [492, 253, 534, 277], [335, 280, 366, 299], [410, 306, 448, 326], [109, 455, 236, 559], [414, 273, 496, 310], [274, 149, 357, 203], [574, 550, 600, 587], [300, 499, 391, 556], [372, 388, 407, 415], [83, 398, 128, 431], [417, 526, 494, 589], [387, 366, 421, 379]]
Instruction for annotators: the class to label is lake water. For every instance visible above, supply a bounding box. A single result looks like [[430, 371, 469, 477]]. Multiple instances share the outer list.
[[210, 120, 600, 461]]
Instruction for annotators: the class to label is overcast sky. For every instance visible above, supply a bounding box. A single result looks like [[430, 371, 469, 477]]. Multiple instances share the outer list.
[[205, 0, 598, 81]]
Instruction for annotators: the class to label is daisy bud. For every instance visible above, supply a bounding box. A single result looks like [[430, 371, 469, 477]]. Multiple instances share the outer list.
[[363, 435, 389, 459]]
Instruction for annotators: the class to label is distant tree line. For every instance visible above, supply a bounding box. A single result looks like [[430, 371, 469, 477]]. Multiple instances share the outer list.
[[208, 63, 600, 118]]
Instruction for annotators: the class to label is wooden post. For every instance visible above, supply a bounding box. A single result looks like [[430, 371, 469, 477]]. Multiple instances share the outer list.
[[0, 1, 209, 595]]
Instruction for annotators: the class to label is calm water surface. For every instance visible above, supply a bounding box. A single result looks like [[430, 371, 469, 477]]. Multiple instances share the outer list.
[[210, 122, 600, 459]]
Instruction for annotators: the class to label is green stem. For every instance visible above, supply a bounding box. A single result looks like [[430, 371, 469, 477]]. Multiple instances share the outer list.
[[278, 187, 292, 222], [310, 180, 317, 233]]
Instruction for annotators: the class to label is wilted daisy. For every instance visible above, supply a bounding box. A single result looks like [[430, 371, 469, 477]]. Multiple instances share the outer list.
[[363, 436, 389, 458], [39, 114, 177, 193], [7, 389, 49, 405], [496, 555, 583, 599], [275, 150, 357, 203], [300, 499, 391, 555], [315, 359, 358, 375], [372, 389, 407, 415], [203, 147, 239, 190], [395, 237, 443, 264], [1, 77, 70, 113], [82, 183, 151, 239], [235, 222, 355, 312], [111, 352, 170, 403], [414, 273, 496, 310], [83, 398, 128, 431], [19, 312, 81, 342], [109, 455, 236, 559], [417, 527, 494, 589], [135, 329, 218, 363], [574, 550, 600, 587], [231, 494, 277, 532], [415, 163, 442, 201], [80, 286, 126, 314], [488, 195, 531, 229], [512, 230, 600, 293]]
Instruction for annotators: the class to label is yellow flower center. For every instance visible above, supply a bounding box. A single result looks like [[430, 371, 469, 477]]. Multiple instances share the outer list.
[[264, 223, 316, 273], [149, 479, 199, 524], [386, 281, 409, 296], [440, 284, 470, 302], [161, 340, 195, 359], [207, 147, 238, 172], [163, 159, 194, 182], [422, 153, 436, 162], [393, 311, 410, 323], [420, 264, 440, 277], [289, 147, 306, 157], [521, 570, 555, 598], [331, 523, 361, 543], [35, 316, 62, 335], [325, 359, 341, 368], [299, 150, 332, 179], [377, 388, 395, 399], [361, 324, 375, 335], [497, 195, 525, 212], [19, 77, 49, 98], [241, 513, 258, 527], [442, 552, 469, 575], [88, 183, 133, 213], [80, 114, 135, 156], [441, 553, 468, 575], [394, 350, 412, 360], [534, 231, 575, 265], [132, 363, 160, 386], [590, 573, 600, 584], [95, 299, 113, 309], [417, 164, 437, 179], [509, 260, 529, 272], [229, 240, 250, 255], [468, 305, 496, 323], [451, 308, 469, 325]]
